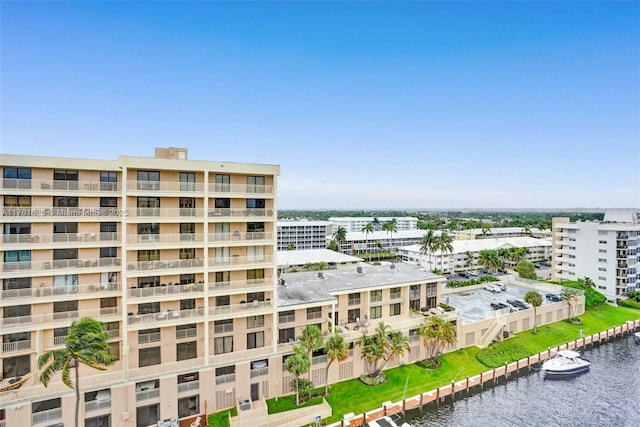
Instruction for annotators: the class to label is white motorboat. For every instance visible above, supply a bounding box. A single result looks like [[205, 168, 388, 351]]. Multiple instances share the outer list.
[[541, 350, 590, 376], [366, 415, 410, 427]]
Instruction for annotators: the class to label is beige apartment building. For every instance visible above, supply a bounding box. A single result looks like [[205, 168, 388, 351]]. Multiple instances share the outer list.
[[0, 149, 450, 427]]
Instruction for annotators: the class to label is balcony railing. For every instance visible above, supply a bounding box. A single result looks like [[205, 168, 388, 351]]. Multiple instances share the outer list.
[[208, 183, 274, 195], [84, 398, 111, 413], [136, 388, 160, 402], [178, 381, 199, 393], [128, 233, 204, 245], [2, 339, 31, 353], [207, 208, 274, 218], [2, 232, 121, 245], [127, 258, 204, 272], [1, 178, 120, 192], [215, 373, 235, 385], [208, 232, 273, 243], [128, 283, 204, 299], [138, 332, 162, 344], [126, 180, 205, 192], [208, 278, 269, 293], [1, 257, 121, 274], [128, 308, 204, 326], [209, 300, 272, 319], [250, 367, 269, 378], [0, 282, 120, 300], [208, 255, 273, 268], [32, 408, 62, 425], [1, 207, 123, 218], [176, 328, 197, 339], [129, 208, 205, 218], [2, 307, 121, 330]]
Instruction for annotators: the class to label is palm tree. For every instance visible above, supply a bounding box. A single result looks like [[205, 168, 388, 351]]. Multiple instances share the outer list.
[[375, 240, 383, 261], [561, 287, 579, 318], [372, 217, 381, 230], [299, 325, 323, 381], [284, 345, 310, 405], [478, 249, 502, 273], [524, 291, 543, 334], [332, 226, 347, 252], [420, 230, 437, 271], [417, 315, 458, 364], [377, 330, 410, 374], [437, 232, 453, 272], [356, 321, 410, 379], [578, 276, 594, 291], [38, 317, 117, 427], [323, 334, 348, 396], [481, 224, 492, 238], [362, 222, 374, 258], [522, 225, 532, 236], [464, 250, 473, 271], [382, 219, 398, 258]]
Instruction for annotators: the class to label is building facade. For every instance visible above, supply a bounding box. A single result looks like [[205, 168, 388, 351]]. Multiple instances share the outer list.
[[328, 217, 418, 233], [551, 212, 640, 300], [276, 220, 332, 251], [337, 229, 428, 255]]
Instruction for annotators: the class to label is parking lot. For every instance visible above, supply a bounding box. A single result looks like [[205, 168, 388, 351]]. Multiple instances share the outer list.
[[444, 281, 562, 324]]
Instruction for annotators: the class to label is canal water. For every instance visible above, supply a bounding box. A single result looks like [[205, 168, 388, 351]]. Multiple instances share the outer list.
[[402, 334, 640, 427]]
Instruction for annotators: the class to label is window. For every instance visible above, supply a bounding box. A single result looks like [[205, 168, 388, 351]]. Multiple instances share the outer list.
[[138, 250, 160, 262], [85, 414, 110, 427], [139, 347, 161, 367], [247, 222, 265, 235], [279, 327, 295, 344], [53, 196, 79, 207], [599, 249, 607, 253], [177, 341, 197, 361], [307, 307, 322, 320], [180, 274, 195, 285], [214, 336, 233, 354], [178, 395, 199, 418], [53, 222, 78, 237], [279, 310, 295, 323], [53, 300, 78, 319], [214, 319, 233, 333], [4, 250, 31, 263], [180, 172, 196, 191], [137, 171, 160, 190], [247, 199, 265, 209], [215, 198, 230, 209], [370, 290, 382, 302], [54, 169, 78, 189], [598, 258, 607, 263], [389, 303, 401, 316], [216, 295, 230, 307], [247, 291, 264, 302], [180, 299, 195, 311], [370, 306, 382, 319], [390, 287, 401, 299], [3, 195, 31, 207], [3, 167, 31, 189], [247, 176, 265, 192], [100, 247, 117, 258], [247, 269, 264, 280], [32, 398, 61, 416], [2, 222, 30, 236], [2, 277, 31, 291], [247, 331, 264, 349], [138, 302, 160, 314], [348, 293, 361, 306], [100, 222, 117, 240], [176, 324, 197, 339], [180, 223, 195, 241], [215, 174, 230, 192], [137, 197, 160, 216], [247, 315, 264, 329], [53, 274, 77, 293], [2, 354, 30, 378], [100, 297, 117, 315], [180, 248, 195, 259], [136, 403, 159, 427], [599, 240, 607, 244], [179, 197, 196, 216], [137, 276, 160, 288], [347, 309, 360, 323], [53, 248, 77, 260], [100, 171, 118, 191]]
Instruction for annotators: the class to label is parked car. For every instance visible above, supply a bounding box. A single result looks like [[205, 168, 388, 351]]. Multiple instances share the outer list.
[[459, 273, 469, 278], [545, 293, 564, 302], [490, 301, 511, 311], [506, 298, 530, 310], [468, 271, 479, 277], [484, 284, 501, 293]]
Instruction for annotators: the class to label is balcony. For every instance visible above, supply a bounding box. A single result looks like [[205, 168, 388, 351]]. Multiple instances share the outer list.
[[208, 183, 274, 196], [178, 381, 199, 393], [32, 408, 62, 425], [208, 278, 270, 294], [2, 178, 120, 193], [127, 258, 204, 273], [207, 208, 274, 219], [136, 388, 160, 402], [208, 255, 274, 269], [208, 232, 273, 244], [129, 208, 205, 218], [127, 307, 205, 326], [2, 232, 121, 247], [126, 180, 205, 192], [127, 233, 205, 245], [1, 207, 124, 219], [209, 300, 272, 320], [128, 282, 203, 299], [2, 307, 121, 332], [1, 257, 121, 276], [2, 339, 31, 353], [0, 282, 120, 301]]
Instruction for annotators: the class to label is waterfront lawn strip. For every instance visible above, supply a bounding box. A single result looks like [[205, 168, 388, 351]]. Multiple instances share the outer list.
[[267, 395, 324, 413], [208, 407, 236, 427]]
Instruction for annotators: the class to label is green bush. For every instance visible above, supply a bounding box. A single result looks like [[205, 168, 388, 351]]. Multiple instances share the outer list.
[[445, 275, 498, 288], [618, 298, 640, 309], [561, 280, 607, 309]]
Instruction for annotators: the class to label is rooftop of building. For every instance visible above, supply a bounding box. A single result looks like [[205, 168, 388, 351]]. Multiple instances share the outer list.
[[456, 227, 549, 236], [401, 236, 551, 255], [345, 229, 429, 240], [277, 248, 363, 267], [277, 220, 333, 227], [277, 262, 443, 308], [328, 216, 418, 222], [603, 210, 638, 224]]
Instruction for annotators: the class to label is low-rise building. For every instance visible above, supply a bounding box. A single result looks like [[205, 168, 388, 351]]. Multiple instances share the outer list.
[[277, 220, 332, 251], [329, 216, 418, 232]]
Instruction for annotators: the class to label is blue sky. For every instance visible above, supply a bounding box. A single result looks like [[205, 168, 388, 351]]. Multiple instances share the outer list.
[[1, 1, 639, 209]]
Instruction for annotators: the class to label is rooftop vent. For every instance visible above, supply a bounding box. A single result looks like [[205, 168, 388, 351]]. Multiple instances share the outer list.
[[318, 272, 325, 279], [357, 266, 364, 274], [278, 278, 286, 286], [390, 263, 396, 270]]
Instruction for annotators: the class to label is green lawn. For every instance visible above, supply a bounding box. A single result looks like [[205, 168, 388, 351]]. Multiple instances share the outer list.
[[267, 303, 639, 424], [208, 408, 236, 427]]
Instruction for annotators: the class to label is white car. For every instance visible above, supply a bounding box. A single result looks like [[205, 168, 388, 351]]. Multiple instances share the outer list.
[[483, 284, 501, 293]]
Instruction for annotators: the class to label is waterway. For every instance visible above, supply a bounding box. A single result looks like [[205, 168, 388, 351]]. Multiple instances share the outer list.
[[402, 334, 640, 427]]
